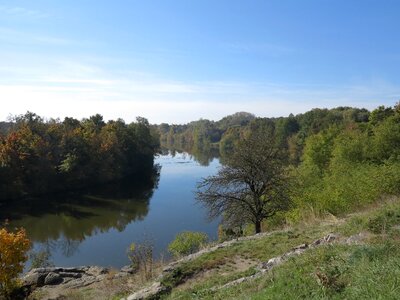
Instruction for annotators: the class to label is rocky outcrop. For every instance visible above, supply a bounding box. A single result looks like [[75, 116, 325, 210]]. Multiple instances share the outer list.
[[22, 266, 114, 290]]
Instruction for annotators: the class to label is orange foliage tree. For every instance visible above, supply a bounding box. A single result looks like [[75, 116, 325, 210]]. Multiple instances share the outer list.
[[0, 227, 31, 296]]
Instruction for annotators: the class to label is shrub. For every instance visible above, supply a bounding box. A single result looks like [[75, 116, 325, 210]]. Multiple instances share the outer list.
[[29, 249, 54, 269], [127, 240, 153, 280], [0, 227, 31, 297], [168, 231, 208, 258]]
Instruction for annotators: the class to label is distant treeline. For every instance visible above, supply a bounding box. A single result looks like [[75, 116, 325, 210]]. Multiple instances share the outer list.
[[0, 112, 159, 201], [153, 108, 373, 163], [155, 104, 400, 220]]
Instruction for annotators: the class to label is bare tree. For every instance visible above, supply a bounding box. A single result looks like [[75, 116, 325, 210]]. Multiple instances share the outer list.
[[196, 128, 290, 233]]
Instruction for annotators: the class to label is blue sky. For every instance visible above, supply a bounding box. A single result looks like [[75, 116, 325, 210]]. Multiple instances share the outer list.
[[1, 0, 399, 123]]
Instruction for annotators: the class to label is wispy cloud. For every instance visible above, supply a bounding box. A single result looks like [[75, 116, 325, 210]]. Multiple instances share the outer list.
[[0, 27, 74, 46], [223, 42, 295, 56], [0, 5, 48, 19], [0, 58, 399, 124]]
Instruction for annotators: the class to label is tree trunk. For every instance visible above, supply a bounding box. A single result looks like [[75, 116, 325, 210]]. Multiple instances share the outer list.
[[255, 220, 261, 234]]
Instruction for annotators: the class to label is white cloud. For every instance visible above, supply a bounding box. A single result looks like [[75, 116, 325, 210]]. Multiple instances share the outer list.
[[223, 42, 295, 57], [0, 5, 48, 19], [0, 58, 398, 124], [0, 27, 74, 46]]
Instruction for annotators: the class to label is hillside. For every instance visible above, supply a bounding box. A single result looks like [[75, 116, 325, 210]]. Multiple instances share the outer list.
[[28, 196, 400, 299], [123, 197, 400, 300]]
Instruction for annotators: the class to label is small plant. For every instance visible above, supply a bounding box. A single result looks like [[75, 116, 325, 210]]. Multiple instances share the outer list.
[[127, 239, 154, 280], [168, 231, 208, 258], [29, 249, 54, 269], [0, 227, 31, 297], [367, 208, 400, 234], [315, 251, 348, 293], [218, 225, 244, 241]]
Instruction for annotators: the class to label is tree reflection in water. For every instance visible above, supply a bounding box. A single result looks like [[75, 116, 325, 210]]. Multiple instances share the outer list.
[[0, 165, 160, 258], [161, 146, 220, 167]]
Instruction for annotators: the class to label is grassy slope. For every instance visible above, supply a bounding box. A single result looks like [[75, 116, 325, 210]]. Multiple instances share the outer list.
[[163, 198, 400, 300]]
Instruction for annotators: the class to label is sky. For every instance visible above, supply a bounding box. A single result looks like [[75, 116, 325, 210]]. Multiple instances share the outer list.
[[0, 0, 400, 124]]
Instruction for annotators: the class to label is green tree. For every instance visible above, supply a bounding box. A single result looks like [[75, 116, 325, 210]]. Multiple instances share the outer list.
[[196, 129, 290, 233]]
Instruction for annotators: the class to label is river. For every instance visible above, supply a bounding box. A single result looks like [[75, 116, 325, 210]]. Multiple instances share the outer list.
[[0, 152, 221, 269]]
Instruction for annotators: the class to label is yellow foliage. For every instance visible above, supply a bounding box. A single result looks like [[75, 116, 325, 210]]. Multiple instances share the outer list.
[[0, 227, 31, 295]]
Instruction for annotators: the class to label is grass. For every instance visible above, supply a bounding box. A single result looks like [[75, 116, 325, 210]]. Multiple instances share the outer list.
[[202, 242, 400, 300], [160, 197, 400, 300], [26, 197, 400, 299], [161, 223, 335, 297]]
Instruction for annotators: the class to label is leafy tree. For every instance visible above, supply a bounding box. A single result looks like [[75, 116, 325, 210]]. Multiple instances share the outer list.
[[0, 227, 31, 297], [369, 105, 394, 125], [0, 112, 159, 201], [371, 115, 400, 162], [196, 128, 290, 233], [301, 127, 340, 174]]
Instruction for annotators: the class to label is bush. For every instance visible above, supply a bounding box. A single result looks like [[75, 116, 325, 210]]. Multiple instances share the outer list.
[[127, 239, 153, 280], [29, 249, 54, 269], [0, 227, 31, 297], [168, 231, 208, 258]]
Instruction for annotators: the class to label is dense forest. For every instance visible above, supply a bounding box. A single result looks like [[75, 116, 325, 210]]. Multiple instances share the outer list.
[[155, 103, 400, 223], [0, 112, 159, 201], [2, 104, 399, 221]]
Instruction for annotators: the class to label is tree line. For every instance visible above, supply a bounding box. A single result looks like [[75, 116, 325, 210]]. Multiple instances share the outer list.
[[0, 112, 160, 201], [153, 107, 371, 162], [157, 103, 400, 233]]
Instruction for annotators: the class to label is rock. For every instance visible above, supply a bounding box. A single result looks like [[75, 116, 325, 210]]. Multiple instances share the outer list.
[[120, 265, 136, 274], [324, 233, 337, 243], [22, 272, 47, 287], [44, 272, 63, 285], [293, 243, 308, 250], [311, 233, 337, 247], [125, 282, 168, 300], [21, 265, 111, 292], [59, 271, 82, 278], [86, 266, 108, 276], [345, 232, 366, 244], [260, 256, 282, 270]]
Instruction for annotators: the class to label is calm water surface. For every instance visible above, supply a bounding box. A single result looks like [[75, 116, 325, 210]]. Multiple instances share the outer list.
[[2, 152, 220, 268]]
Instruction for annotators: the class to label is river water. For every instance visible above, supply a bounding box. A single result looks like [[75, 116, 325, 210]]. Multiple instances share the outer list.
[[1, 152, 220, 269]]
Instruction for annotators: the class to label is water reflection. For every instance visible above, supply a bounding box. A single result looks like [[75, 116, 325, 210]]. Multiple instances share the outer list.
[[1, 167, 160, 258], [0, 153, 220, 268], [160, 146, 220, 166]]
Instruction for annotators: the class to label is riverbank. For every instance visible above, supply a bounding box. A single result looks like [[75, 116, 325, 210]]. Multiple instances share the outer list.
[[23, 196, 400, 299]]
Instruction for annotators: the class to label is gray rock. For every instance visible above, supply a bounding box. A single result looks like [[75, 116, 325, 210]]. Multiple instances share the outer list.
[[59, 271, 82, 278], [121, 265, 136, 274], [44, 272, 63, 285], [126, 282, 168, 300], [345, 232, 366, 244], [22, 272, 47, 287], [86, 266, 108, 276]]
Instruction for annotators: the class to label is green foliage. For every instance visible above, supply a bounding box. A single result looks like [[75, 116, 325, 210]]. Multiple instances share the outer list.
[[156, 107, 370, 168], [163, 199, 400, 300], [247, 243, 400, 300], [0, 112, 159, 201], [197, 127, 290, 234], [127, 239, 154, 280], [291, 105, 400, 217], [168, 231, 208, 257], [369, 105, 394, 125], [367, 208, 400, 234]]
